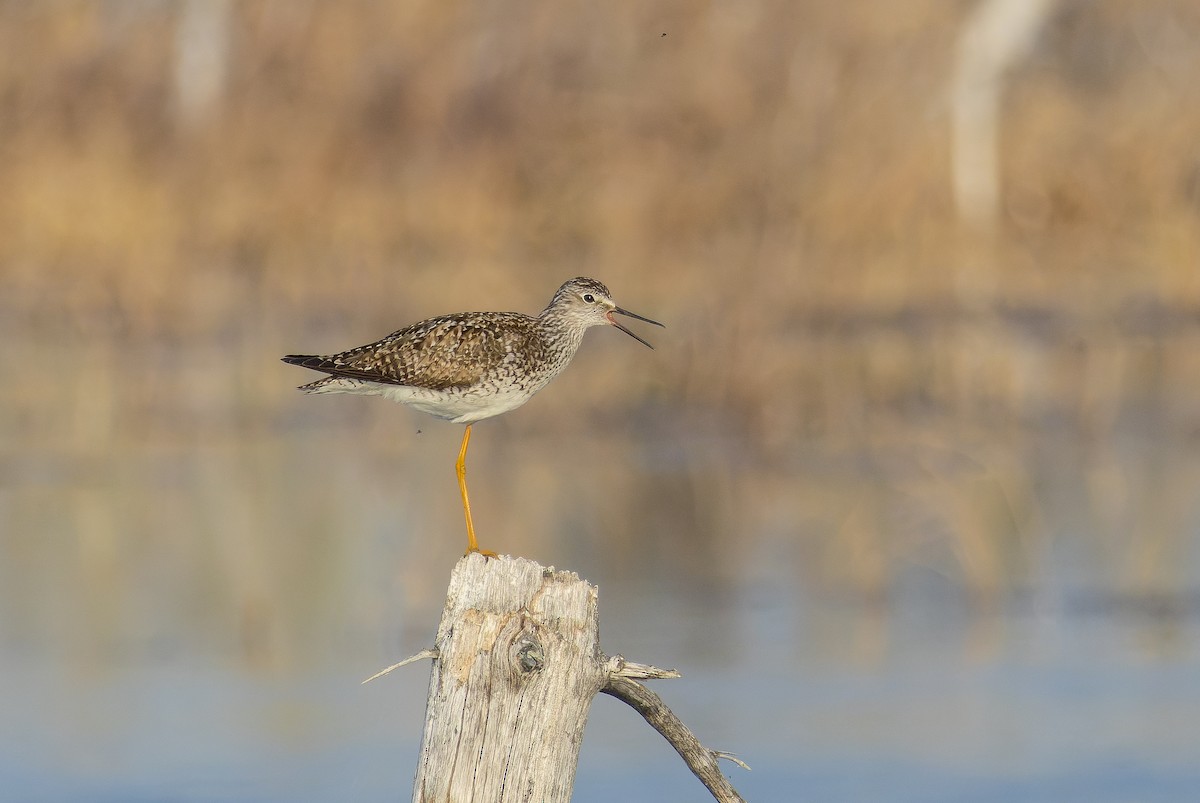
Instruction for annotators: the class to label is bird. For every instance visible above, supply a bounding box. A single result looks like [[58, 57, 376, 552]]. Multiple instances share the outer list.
[[282, 277, 663, 556]]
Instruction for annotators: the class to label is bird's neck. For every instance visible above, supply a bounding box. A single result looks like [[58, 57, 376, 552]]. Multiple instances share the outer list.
[[537, 310, 588, 361]]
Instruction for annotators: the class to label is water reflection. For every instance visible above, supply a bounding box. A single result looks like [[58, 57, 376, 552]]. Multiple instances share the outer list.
[[2, 324, 1199, 801]]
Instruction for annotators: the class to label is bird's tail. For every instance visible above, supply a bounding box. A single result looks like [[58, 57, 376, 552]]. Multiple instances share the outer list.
[[296, 376, 349, 394], [282, 354, 355, 394]]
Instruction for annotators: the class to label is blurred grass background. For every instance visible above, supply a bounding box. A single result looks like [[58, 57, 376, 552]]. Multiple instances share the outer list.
[[3, 0, 1200, 671]]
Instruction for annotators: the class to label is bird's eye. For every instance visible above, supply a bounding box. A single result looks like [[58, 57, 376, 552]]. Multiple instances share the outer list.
[[582, 294, 595, 303]]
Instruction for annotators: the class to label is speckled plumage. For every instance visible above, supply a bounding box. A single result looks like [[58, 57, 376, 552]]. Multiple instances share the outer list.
[[281, 277, 662, 424], [282, 276, 661, 556]]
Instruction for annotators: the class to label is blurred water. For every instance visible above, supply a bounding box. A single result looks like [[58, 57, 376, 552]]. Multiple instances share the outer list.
[[2, 555, 1198, 802], [2, 335, 1200, 802]]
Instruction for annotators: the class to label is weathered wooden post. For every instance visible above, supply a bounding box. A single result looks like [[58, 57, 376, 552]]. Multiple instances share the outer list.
[[369, 553, 746, 802]]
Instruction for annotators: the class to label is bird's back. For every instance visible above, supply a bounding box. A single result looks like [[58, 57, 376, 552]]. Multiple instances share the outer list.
[[285, 311, 548, 392]]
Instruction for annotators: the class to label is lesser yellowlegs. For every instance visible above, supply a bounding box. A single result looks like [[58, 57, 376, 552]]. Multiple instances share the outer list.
[[282, 277, 663, 556]]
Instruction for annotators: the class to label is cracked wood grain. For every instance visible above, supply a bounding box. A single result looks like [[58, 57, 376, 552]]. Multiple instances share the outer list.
[[407, 553, 746, 802]]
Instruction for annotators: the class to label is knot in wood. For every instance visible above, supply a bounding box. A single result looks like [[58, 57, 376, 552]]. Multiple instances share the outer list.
[[514, 635, 544, 674]]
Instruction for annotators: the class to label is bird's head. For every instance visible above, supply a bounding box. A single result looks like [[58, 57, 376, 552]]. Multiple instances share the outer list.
[[548, 277, 664, 348]]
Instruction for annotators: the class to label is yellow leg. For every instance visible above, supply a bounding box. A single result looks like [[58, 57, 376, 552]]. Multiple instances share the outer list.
[[456, 424, 496, 558]]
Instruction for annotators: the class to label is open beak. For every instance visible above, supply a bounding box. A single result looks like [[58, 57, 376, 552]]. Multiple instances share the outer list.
[[608, 307, 665, 349]]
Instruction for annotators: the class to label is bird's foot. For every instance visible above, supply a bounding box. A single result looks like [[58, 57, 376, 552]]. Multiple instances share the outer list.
[[465, 545, 499, 559]]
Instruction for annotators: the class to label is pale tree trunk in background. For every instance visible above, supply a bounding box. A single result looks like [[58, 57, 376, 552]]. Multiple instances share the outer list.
[[951, 0, 1059, 233], [173, 0, 233, 128]]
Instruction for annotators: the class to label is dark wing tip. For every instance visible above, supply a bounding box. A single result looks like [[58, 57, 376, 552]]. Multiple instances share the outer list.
[[281, 354, 333, 371], [281, 352, 411, 386]]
